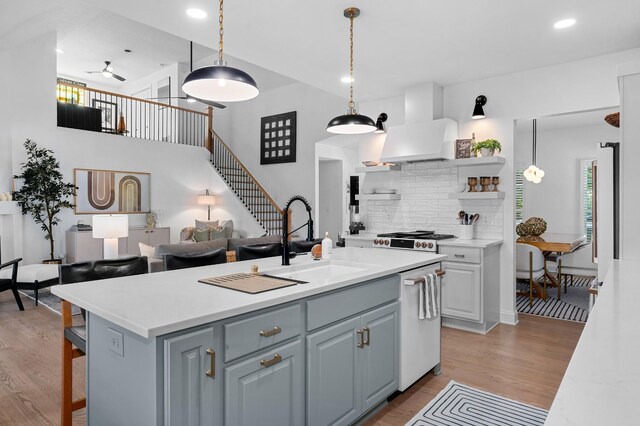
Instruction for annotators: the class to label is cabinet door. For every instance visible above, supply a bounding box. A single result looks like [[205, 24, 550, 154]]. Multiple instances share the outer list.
[[126, 229, 147, 255], [164, 327, 221, 426], [149, 228, 170, 246], [441, 261, 482, 321], [225, 340, 303, 426], [307, 317, 362, 426], [361, 302, 399, 412]]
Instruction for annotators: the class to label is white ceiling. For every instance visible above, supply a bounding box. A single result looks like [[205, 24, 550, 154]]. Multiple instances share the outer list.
[[85, 0, 640, 101], [3, 0, 640, 101]]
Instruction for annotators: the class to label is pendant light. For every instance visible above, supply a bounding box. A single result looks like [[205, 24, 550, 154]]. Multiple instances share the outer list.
[[523, 119, 545, 183], [327, 7, 376, 135], [182, 0, 259, 102]]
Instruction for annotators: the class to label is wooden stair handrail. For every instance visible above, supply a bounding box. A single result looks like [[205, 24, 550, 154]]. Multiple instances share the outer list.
[[57, 82, 208, 116], [211, 130, 284, 215]]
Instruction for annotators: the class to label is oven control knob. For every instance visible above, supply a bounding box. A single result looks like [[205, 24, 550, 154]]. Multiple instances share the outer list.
[[427, 242, 434, 249], [421, 242, 428, 248], [414, 242, 420, 248], [384, 240, 389, 246], [373, 239, 379, 245]]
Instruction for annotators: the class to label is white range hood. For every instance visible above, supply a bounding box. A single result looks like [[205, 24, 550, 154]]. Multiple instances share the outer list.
[[379, 82, 458, 163]]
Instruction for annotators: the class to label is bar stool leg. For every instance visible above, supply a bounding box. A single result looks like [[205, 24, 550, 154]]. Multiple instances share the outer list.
[[61, 300, 73, 426]]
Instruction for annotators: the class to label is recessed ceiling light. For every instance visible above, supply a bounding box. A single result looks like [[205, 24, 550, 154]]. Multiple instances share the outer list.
[[341, 76, 353, 83], [554, 18, 576, 29], [56, 48, 64, 54], [186, 8, 207, 19], [124, 49, 132, 53]]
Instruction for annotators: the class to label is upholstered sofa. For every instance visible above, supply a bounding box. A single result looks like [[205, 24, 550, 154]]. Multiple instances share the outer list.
[[148, 235, 282, 273]]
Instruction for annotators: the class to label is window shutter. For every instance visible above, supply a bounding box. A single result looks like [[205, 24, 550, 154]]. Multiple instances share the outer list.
[[515, 169, 525, 224], [581, 160, 594, 242]]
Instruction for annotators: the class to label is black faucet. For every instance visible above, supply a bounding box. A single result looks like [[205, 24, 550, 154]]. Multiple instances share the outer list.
[[282, 195, 314, 265]]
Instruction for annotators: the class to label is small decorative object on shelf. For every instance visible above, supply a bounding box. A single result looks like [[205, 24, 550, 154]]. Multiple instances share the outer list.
[[472, 139, 502, 157], [0, 192, 12, 201], [492, 176, 500, 192], [471, 133, 477, 157], [480, 176, 491, 192], [455, 138, 473, 159], [467, 177, 478, 192]]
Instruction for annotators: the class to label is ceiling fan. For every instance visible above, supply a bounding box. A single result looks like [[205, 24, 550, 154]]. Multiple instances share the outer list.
[[147, 42, 226, 109], [85, 61, 126, 81]]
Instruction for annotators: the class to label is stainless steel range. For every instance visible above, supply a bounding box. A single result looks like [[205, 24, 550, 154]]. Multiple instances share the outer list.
[[372, 230, 456, 252]]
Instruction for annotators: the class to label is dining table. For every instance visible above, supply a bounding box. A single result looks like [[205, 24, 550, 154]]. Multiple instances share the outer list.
[[517, 233, 587, 300]]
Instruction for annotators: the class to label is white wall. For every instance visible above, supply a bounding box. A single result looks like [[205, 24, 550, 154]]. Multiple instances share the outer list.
[[221, 82, 345, 226], [0, 51, 11, 193], [443, 47, 640, 324], [6, 32, 264, 264], [515, 121, 618, 234]]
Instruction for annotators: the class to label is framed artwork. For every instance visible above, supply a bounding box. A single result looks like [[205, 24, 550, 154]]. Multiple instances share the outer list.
[[74, 168, 151, 214], [92, 99, 118, 132], [455, 139, 473, 159], [260, 111, 297, 165]]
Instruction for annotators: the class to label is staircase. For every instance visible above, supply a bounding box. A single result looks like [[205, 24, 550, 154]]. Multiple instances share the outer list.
[[209, 131, 285, 236]]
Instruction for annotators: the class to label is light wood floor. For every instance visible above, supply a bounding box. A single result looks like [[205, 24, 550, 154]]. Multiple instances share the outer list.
[[0, 292, 583, 426]]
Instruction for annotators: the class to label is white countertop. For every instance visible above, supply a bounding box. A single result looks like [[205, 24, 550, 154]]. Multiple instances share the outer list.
[[545, 259, 640, 425], [52, 247, 445, 339], [343, 232, 378, 241], [437, 238, 503, 248]]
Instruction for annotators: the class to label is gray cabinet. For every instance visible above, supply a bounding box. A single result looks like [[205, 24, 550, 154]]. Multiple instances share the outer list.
[[120, 227, 170, 255], [225, 339, 304, 426], [441, 262, 482, 321], [164, 326, 222, 426], [65, 230, 103, 262], [439, 244, 501, 334], [307, 302, 399, 426]]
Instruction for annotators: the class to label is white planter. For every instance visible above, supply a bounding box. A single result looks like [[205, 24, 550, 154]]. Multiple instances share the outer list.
[[458, 225, 474, 240], [479, 148, 495, 157]]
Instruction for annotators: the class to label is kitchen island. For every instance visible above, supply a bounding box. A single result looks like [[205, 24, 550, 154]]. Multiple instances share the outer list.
[[53, 247, 445, 426]]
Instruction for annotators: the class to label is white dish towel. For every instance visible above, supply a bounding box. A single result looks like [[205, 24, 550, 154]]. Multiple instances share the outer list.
[[419, 273, 440, 320]]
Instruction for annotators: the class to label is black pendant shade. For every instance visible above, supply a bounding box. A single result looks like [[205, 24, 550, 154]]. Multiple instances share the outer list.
[[182, 63, 259, 102], [472, 95, 487, 120], [327, 113, 376, 134]]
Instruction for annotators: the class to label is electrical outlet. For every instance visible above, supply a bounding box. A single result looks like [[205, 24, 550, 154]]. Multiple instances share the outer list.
[[482, 216, 492, 225], [107, 328, 124, 357]]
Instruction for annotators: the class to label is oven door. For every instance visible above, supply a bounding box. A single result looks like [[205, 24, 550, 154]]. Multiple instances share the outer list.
[[397, 263, 442, 391]]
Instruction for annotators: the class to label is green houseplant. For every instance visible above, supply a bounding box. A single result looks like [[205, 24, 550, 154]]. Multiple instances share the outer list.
[[13, 139, 76, 263], [472, 139, 502, 157]]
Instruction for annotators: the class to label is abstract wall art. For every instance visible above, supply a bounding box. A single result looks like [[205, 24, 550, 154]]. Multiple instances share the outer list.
[[74, 168, 150, 214]]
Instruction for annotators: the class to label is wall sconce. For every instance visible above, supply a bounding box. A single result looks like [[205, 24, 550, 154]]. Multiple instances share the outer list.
[[472, 95, 487, 120], [198, 189, 216, 220], [374, 113, 388, 134]]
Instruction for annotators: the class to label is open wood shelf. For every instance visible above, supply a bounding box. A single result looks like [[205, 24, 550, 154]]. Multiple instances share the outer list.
[[356, 194, 401, 201], [448, 157, 506, 167], [355, 165, 401, 173]]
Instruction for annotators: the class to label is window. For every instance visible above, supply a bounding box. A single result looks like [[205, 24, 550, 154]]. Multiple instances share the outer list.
[[580, 159, 595, 242], [515, 167, 526, 224]]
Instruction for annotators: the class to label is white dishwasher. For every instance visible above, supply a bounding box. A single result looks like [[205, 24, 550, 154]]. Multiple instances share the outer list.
[[398, 262, 443, 391]]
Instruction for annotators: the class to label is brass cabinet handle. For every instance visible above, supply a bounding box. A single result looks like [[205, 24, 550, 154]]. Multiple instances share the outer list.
[[259, 326, 282, 338], [260, 353, 283, 368], [357, 329, 364, 348], [363, 326, 370, 346], [206, 348, 215, 378]]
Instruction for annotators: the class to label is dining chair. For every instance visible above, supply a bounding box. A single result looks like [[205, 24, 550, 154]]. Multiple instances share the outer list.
[[163, 248, 227, 271], [516, 244, 547, 306], [0, 258, 24, 311], [290, 238, 323, 253], [236, 242, 283, 261], [59, 256, 149, 426], [551, 243, 592, 294]]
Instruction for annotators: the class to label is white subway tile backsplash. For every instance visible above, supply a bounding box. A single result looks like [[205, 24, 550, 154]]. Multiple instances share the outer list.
[[361, 164, 504, 239]]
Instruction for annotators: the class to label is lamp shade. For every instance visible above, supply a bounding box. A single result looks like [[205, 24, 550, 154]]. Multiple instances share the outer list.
[[198, 194, 216, 206], [92, 215, 129, 239], [182, 64, 259, 102], [326, 113, 376, 134], [472, 95, 487, 120]]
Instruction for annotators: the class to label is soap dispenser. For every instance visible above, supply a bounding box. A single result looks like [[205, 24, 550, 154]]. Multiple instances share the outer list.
[[322, 232, 333, 260]]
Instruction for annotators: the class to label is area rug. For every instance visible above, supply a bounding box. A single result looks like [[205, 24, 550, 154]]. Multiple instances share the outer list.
[[19, 289, 81, 316], [405, 381, 548, 426], [516, 276, 593, 323]]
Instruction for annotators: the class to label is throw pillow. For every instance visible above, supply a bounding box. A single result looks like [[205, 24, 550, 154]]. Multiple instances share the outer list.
[[210, 226, 227, 240], [219, 220, 234, 238], [180, 226, 195, 241], [195, 219, 219, 230], [193, 228, 211, 242], [139, 243, 158, 259]]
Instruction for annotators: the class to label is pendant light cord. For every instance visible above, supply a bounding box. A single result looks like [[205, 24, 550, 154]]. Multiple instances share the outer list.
[[532, 118, 537, 165], [218, 0, 224, 62], [348, 12, 355, 112]]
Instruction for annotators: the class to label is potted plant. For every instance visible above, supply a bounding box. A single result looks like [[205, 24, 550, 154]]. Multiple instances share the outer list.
[[13, 139, 76, 263], [472, 139, 502, 157]]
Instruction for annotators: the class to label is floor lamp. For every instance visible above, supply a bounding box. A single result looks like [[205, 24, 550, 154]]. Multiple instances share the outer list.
[[198, 190, 216, 221], [93, 215, 128, 259]]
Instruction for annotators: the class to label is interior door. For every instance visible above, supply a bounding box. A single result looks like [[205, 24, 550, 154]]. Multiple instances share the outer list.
[[596, 145, 614, 281]]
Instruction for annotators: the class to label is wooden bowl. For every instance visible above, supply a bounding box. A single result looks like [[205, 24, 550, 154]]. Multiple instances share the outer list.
[[311, 244, 322, 260]]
